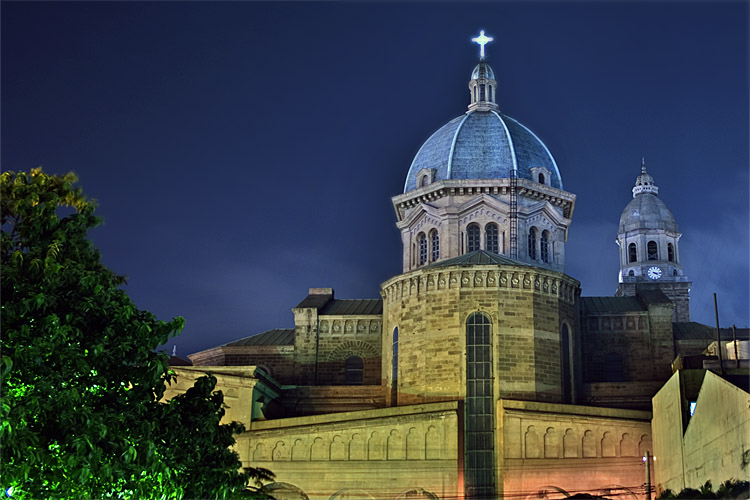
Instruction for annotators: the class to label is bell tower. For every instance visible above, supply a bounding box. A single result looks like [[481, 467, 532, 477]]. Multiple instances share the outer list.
[[615, 160, 691, 321]]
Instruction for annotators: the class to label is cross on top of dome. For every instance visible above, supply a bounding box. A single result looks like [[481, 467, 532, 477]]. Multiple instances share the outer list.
[[472, 30, 493, 60]]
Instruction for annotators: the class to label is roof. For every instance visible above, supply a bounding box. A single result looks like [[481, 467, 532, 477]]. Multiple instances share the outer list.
[[295, 292, 334, 309], [223, 328, 295, 347], [619, 192, 678, 233], [580, 296, 645, 314], [426, 249, 532, 269], [673, 322, 750, 341], [319, 299, 382, 315], [404, 110, 562, 192]]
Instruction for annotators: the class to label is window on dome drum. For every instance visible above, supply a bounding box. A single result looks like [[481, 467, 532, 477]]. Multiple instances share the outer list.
[[392, 328, 399, 382], [489, 85, 493, 102], [528, 227, 537, 260], [467, 223, 481, 252], [418, 232, 427, 266], [465, 312, 496, 498], [538, 173, 545, 184], [480, 84, 486, 101], [603, 352, 624, 382], [430, 229, 440, 262], [473, 86, 477, 102], [485, 223, 499, 254], [541, 230, 550, 263], [647, 241, 658, 261], [345, 356, 364, 385], [628, 243, 637, 263], [673, 269, 678, 277], [668, 243, 674, 262]]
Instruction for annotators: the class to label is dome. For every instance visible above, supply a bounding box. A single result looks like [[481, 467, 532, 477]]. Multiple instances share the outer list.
[[618, 194, 678, 233], [404, 110, 562, 192], [471, 62, 494, 80]]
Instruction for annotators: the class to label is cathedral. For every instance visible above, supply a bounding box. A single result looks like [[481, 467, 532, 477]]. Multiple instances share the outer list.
[[166, 33, 747, 500]]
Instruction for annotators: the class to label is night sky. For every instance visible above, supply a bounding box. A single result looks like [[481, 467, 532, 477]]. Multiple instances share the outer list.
[[2, 2, 748, 356]]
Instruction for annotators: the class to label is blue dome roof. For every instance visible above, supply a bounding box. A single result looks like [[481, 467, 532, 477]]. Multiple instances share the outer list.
[[404, 110, 562, 193]]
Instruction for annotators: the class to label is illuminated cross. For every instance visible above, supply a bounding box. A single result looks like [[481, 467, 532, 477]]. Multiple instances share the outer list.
[[472, 30, 493, 59]]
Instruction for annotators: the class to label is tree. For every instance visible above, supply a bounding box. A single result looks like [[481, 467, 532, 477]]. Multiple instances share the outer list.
[[1, 169, 271, 499]]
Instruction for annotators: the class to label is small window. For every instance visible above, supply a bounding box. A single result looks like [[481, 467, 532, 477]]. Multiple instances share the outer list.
[[667, 243, 674, 262], [628, 270, 635, 277], [418, 233, 427, 265], [485, 223, 499, 254], [528, 227, 537, 260], [647, 241, 658, 261], [489, 85, 493, 102], [419, 175, 429, 187], [467, 223, 481, 252], [538, 173, 545, 184], [430, 229, 440, 262], [541, 230, 550, 263], [345, 356, 364, 385], [628, 243, 637, 263], [480, 84, 486, 101], [673, 269, 678, 277], [473, 86, 477, 102]]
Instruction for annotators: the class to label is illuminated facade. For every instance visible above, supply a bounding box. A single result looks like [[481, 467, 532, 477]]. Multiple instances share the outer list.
[[176, 34, 744, 500]]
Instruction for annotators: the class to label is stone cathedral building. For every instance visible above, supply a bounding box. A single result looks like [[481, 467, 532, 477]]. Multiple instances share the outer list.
[[166, 36, 744, 500]]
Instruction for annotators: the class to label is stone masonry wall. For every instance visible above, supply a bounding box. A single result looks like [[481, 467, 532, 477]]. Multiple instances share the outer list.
[[381, 264, 580, 406]]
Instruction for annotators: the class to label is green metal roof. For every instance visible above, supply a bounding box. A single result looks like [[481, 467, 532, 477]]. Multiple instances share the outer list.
[[223, 328, 295, 347], [580, 296, 645, 314], [426, 250, 531, 269], [673, 322, 749, 341]]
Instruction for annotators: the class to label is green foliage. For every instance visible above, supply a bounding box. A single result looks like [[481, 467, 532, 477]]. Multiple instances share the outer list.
[[1, 169, 271, 499], [657, 479, 750, 500]]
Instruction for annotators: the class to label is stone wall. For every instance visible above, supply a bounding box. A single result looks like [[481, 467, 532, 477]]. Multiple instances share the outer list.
[[189, 345, 296, 385], [239, 402, 460, 500], [500, 399, 652, 499], [381, 264, 580, 406]]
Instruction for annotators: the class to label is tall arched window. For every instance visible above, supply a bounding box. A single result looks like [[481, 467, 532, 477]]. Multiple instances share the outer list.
[[667, 243, 674, 262], [480, 84, 486, 101], [465, 312, 495, 497], [473, 86, 477, 102], [392, 327, 399, 382], [561, 324, 572, 404], [430, 229, 439, 262], [418, 232, 427, 265], [345, 356, 363, 385], [628, 243, 637, 263], [541, 230, 550, 263], [528, 227, 537, 260], [647, 240, 658, 261], [538, 173, 545, 184], [467, 223, 481, 252], [489, 85, 493, 102], [485, 223, 499, 254]]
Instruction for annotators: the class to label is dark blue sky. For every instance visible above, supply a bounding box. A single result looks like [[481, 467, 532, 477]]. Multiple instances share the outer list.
[[3, 2, 748, 356]]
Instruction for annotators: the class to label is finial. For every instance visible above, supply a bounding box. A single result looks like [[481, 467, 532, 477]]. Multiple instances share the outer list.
[[172, 345, 177, 356], [472, 30, 493, 60], [641, 156, 647, 174]]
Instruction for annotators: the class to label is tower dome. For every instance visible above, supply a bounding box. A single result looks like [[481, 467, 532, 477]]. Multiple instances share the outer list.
[[618, 163, 678, 233]]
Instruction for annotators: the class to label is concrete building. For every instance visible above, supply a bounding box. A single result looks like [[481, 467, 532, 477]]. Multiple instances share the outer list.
[[171, 36, 748, 500]]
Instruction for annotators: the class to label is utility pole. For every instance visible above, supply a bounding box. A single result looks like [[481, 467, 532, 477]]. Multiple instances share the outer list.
[[644, 451, 652, 500], [713, 293, 725, 375]]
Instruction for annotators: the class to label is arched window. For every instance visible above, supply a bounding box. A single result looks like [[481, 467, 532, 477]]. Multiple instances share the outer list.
[[561, 324, 571, 404], [667, 243, 674, 262], [480, 84, 486, 101], [465, 312, 495, 497], [538, 173, 545, 184], [345, 356, 363, 385], [418, 233, 427, 265], [628, 243, 637, 263], [603, 352, 624, 382], [541, 230, 550, 263], [673, 269, 678, 277], [473, 86, 477, 102], [485, 223, 499, 254], [467, 223, 481, 252], [628, 270, 635, 277], [489, 85, 493, 102], [419, 175, 428, 187], [392, 327, 399, 382], [430, 229, 439, 262], [528, 227, 537, 260], [647, 241, 658, 261]]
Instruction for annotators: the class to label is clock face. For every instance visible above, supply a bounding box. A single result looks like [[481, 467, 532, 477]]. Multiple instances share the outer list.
[[647, 266, 662, 280]]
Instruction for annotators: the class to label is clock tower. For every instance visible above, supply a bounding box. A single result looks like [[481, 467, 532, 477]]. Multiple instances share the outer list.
[[615, 161, 691, 321]]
